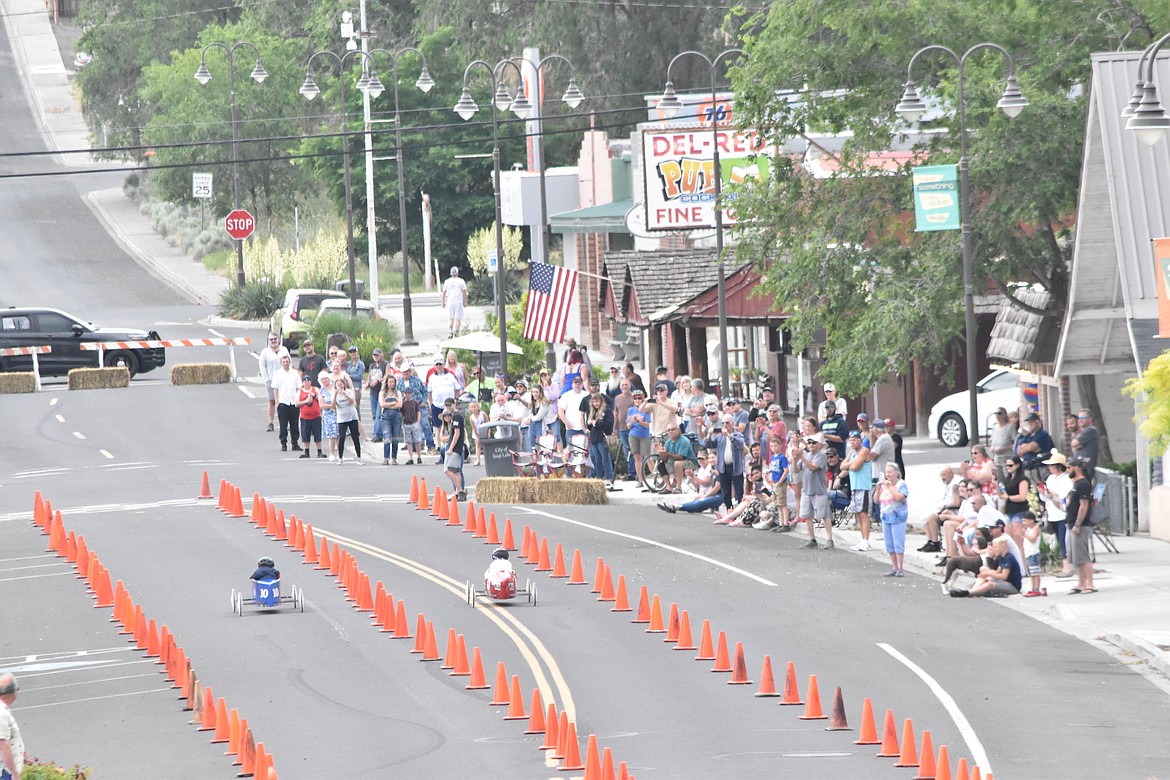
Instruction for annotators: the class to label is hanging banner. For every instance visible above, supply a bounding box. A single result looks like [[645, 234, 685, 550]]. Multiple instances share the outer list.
[[912, 164, 959, 232], [1156, 237, 1170, 338], [641, 127, 773, 231]]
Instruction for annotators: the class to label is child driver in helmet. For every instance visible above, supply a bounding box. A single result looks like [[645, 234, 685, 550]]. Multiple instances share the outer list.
[[484, 548, 517, 599], [251, 556, 280, 581]]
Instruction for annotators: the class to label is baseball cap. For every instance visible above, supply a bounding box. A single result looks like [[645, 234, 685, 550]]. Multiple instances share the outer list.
[[761, 386, 774, 394], [848, 430, 861, 439], [347, 345, 358, 353], [705, 401, 719, 412], [434, 358, 443, 364], [993, 518, 1006, 529], [506, 386, 517, 394], [856, 412, 868, 421], [632, 388, 645, 397], [372, 347, 383, 355], [450, 266, 459, 275], [1025, 412, 1041, 422], [587, 376, 600, 385], [610, 365, 619, 371], [655, 383, 668, 391], [872, 419, 887, 429], [805, 433, 824, 444], [515, 378, 527, 387], [823, 383, 836, 393], [884, 418, 896, 428]]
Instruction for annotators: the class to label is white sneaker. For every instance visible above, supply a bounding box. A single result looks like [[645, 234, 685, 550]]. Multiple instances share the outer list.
[[850, 540, 870, 552], [355, 457, 364, 466]]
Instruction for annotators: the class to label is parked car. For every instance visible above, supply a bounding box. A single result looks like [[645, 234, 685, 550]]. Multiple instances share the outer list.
[[270, 289, 346, 350], [927, 368, 1021, 447], [0, 307, 165, 378], [316, 297, 381, 320]]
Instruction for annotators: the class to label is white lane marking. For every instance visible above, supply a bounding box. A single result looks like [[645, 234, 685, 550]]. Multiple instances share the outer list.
[[18, 687, 174, 710], [0, 572, 75, 583], [72, 431, 86, 440], [0, 554, 59, 563], [55, 414, 65, 423], [781, 752, 853, 757], [10, 468, 71, 479], [207, 328, 226, 338], [877, 642, 991, 774], [100, 450, 114, 460], [238, 385, 255, 399], [0, 647, 140, 665], [25, 672, 165, 691], [0, 562, 74, 573], [50, 397, 59, 406], [517, 508, 779, 587]]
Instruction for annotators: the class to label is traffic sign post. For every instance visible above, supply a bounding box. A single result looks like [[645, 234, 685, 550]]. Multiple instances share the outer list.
[[193, 173, 212, 230], [225, 209, 255, 241]]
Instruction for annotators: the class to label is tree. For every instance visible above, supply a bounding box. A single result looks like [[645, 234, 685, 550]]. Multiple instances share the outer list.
[[728, 0, 1169, 396]]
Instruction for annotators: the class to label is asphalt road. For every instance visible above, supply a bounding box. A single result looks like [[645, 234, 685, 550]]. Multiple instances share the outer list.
[[3, 381, 1169, 779]]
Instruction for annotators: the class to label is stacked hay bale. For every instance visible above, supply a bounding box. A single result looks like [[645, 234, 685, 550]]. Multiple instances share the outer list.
[[0, 373, 36, 393], [67, 367, 130, 390], [170, 364, 232, 385], [474, 478, 608, 505]]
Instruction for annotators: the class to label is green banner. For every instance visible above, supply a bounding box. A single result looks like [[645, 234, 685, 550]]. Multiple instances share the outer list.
[[913, 164, 959, 232]]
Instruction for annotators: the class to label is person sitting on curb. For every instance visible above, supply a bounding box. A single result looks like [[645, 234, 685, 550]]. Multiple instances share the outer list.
[[950, 536, 1022, 598], [919, 466, 961, 553], [713, 466, 772, 527], [658, 466, 724, 515]]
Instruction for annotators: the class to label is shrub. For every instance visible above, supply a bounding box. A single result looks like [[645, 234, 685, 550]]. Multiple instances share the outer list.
[[20, 759, 91, 780], [217, 279, 287, 321], [307, 312, 400, 361], [481, 293, 551, 379]]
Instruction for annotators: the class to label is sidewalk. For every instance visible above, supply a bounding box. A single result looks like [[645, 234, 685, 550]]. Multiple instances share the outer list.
[[606, 439, 1170, 690]]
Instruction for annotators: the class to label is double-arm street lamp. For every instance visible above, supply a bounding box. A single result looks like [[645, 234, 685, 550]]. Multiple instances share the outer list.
[[1122, 31, 1170, 146], [368, 47, 434, 345], [896, 44, 1027, 444], [297, 48, 383, 315], [194, 42, 268, 289], [514, 54, 584, 370], [657, 49, 745, 399], [453, 59, 533, 378]]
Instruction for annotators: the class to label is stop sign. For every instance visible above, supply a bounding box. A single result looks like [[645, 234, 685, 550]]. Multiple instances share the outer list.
[[224, 209, 255, 240]]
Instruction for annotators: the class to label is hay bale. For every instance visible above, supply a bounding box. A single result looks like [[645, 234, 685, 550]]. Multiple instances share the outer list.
[[0, 373, 36, 394], [475, 477, 608, 505], [68, 367, 130, 390], [170, 363, 232, 385]]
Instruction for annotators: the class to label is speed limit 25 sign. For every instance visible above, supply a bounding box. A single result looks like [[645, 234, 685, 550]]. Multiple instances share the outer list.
[[192, 172, 213, 199]]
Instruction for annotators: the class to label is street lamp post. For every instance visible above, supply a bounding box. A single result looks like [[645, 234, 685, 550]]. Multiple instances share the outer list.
[[194, 42, 268, 289], [516, 53, 584, 370], [300, 49, 385, 316], [1122, 31, 1170, 146], [368, 47, 434, 345], [896, 44, 1027, 444], [454, 59, 532, 378], [657, 49, 744, 399]]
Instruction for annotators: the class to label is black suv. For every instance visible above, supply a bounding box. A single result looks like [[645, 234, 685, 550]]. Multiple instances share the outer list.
[[0, 307, 166, 378]]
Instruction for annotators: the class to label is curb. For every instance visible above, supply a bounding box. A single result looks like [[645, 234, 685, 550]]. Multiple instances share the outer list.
[[1105, 632, 1170, 679]]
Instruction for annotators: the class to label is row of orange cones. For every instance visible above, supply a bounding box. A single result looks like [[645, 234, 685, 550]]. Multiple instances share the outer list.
[[33, 490, 278, 780], [405, 475, 995, 780], [231, 476, 634, 780]]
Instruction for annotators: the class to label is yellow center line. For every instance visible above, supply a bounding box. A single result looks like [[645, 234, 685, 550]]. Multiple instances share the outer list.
[[312, 526, 576, 725]]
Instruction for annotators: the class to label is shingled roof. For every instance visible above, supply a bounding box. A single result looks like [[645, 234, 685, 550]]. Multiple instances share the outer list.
[[604, 248, 722, 322], [599, 252, 630, 318], [987, 288, 1058, 364]]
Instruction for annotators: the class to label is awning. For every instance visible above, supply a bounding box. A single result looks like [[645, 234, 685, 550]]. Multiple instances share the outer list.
[[550, 199, 633, 234]]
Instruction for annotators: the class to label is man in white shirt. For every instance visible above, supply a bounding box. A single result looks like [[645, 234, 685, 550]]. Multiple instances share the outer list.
[[817, 383, 848, 424], [271, 354, 302, 452], [441, 266, 468, 338], [258, 333, 289, 432], [919, 466, 962, 552], [427, 360, 462, 434], [939, 479, 980, 564], [558, 374, 589, 436]]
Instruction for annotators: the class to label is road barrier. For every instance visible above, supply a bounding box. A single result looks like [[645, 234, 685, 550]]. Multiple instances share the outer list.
[[79, 337, 251, 380], [0, 345, 51, 390]]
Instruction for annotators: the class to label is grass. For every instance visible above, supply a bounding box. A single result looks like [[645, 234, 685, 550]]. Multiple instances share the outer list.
[[202, 248, 232, 276]]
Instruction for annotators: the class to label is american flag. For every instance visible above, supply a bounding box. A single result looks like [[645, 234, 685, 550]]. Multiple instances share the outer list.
[[523, 261, 578, 342]]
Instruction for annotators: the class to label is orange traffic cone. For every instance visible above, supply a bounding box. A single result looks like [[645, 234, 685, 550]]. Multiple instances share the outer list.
[[631, 586, 651, 622], [523, 527, 538, 563], [727, 641, 751, 684], [420, 621, 439, 661], [252, 741, 268, 779], [463, 500, 476, 533], [198, 471, 212, 499], [197, 686, 216, 731], [645, 594, 665, 632], [551, 543, 568, 577], [503, 675, 527, 720], [756, 655, 780, 697], [876, 708, 900, 756], [315, 537, 331, 571], [560, 721, 585, 771], [330, 545, 342, 578], [524, 689, 546, 734], [895, 718, 920, 766], [238, 725, 255, 775], [446, 496, 460, 526], [32, 491, 44, 526], [567, 549, 587, 584], [582, 734, 601, 780], [540, 703, 560, 750], [489, 662, 510, 705], [418, 478, 430, 510], [916, 731, 936, 779], [695, 619, 716, 661], [674, 610, 697, 650], [474, 506, 487, 538], [971, 768, 982, 780], [211, 698, 230, 743], [535, 537, 552, 571], [216, 479, 226, 511], [591, 557, 606, 593], [553, 711, 570, 759], [145, 619, 162, 658], [502, 518, 515, 550], [780, 661, 803, 705], [597, 564, 615, 602], [224, 708, 241, 757], [234, 719, 250, 767], [451, 634, 470, 676], [440, 627, 458, 669], [410, 613, 427, 652], [276, 513, 289, 542], [710, 632, 732, 672], [825, 686, 850, 730], [935, 745, 952, 780], [431, 487, 444, 518], [392, 601, 412, 639], [855, 697, 880, 744], [955, 758, 969, 780], [799, 675, 827, 720], [409, 474, 419, 504], [611, 575, 631, 612], [663, 602, 680, 643], [486, 513, 500, 545], [617, 761, 630, 780], [303, 525, 319, 565], [466, 647, 489, 689]]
